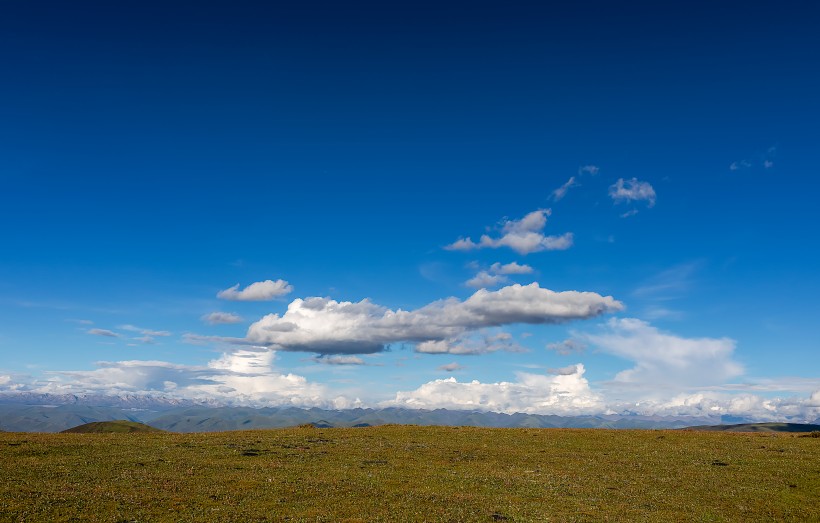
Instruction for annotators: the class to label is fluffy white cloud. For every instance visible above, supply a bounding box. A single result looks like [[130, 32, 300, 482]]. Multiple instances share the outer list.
[[87, 328, 119, 338], [446, 209, 574, 255], [202, 312, 244, 325], [550, 176, 578, 201], [579, 318, 743, 391], [388, 364, 603, 415], [608, 178, 656, 207], [217, 279, 293, 301], [246, 283, 623, 354]]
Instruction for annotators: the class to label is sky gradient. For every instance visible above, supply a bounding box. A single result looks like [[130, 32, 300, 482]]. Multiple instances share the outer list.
[[2, 1, 819, 421]]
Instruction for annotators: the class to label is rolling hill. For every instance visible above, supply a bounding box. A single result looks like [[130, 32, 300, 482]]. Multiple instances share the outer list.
[[683, 422, 820, 433], [61, 420, 163, 433]]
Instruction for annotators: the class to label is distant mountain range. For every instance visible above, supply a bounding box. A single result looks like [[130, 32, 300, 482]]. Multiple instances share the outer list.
[[1, 393, 817, 433]]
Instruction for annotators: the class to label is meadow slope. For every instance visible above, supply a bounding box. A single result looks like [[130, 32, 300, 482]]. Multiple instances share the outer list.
[[1, 426, 818, 522]]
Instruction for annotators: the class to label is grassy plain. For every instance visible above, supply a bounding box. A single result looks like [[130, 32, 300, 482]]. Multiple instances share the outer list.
[[1, 426, 818, 522]]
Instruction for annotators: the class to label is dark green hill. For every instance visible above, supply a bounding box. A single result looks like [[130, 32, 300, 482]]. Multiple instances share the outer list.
[[61, 420, 163, 433], [684, 422, 820, 433]]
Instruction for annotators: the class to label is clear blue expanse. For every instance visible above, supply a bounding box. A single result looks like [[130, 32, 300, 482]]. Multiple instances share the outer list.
[[2, 1, 818, 420]]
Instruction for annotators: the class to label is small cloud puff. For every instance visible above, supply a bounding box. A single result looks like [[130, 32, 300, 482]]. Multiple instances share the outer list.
[[465, 262, 535, 289], [217, 279, 293, 301], [446, 209, 573, 255]]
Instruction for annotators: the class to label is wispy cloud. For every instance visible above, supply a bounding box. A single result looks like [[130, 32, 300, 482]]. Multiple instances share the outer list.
[[87, 328, 120, 338], [202, 312, 244, 325], [609, 178, 656, 211], [217, 279, 293, 301], [446, 209, 573, 255], [119, 325, 171, 337], [546, 339, 587, 355], [579, 318, 743, 392], [578, 165, 599, 176], [312, 355, 366, 366], [550, 176, 578, 201], [246, 283, 623, 355], [730, 146, 777, 171], [437, 362, 465, 372]]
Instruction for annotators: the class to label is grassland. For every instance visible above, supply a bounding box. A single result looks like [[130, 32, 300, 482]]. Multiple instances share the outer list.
[[1, 426, 818, 522]]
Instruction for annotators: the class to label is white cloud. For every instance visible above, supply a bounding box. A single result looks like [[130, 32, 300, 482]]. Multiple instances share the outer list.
[[550, 176, 578, 201], [202, 312, 244, 325], [578, 165, 599, 175], [312, 355, 366, 366], [34, 350, 353, 409], [217, 279, 293, 301], [87, 328, 120, 338], [120, 325, 171, 337], [388, 364, 604, 415], [416, 331, 523, 355], [548, 365, 582, 375], [608, 178, 656, 208], [465, 262, 534, 289], [579, 318, 743, 392], [446, 209, 574, 255], [437, 362, 465, 372], [546, 339, 587, 355], [490, 262, 534, 275], [246, 283, 623, 354], [617, 390, 820, 423], [465, 271, 508, 289]]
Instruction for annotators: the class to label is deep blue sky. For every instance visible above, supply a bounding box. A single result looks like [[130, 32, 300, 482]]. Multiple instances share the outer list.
[[1, 1, 818, 419]]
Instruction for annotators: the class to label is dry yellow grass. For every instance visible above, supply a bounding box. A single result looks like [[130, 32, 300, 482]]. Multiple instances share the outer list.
[[1, 426, 818, 522]]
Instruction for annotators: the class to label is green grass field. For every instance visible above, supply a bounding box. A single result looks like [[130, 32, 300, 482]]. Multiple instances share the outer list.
[[1, 426, 818, 522]]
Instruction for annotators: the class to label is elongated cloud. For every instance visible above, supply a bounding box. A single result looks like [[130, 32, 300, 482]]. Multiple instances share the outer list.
[[446, 209, 573, 255], [87, 328, 120, 338], [551, 176, 578, 201], [217, 279, 293, 301], [246, 283, 623, 354], [608, 178, 656, 207], [202, 312, 244, 325]]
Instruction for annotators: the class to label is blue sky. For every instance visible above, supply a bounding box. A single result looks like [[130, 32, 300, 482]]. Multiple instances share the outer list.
[[1, 1, 819, 420]]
